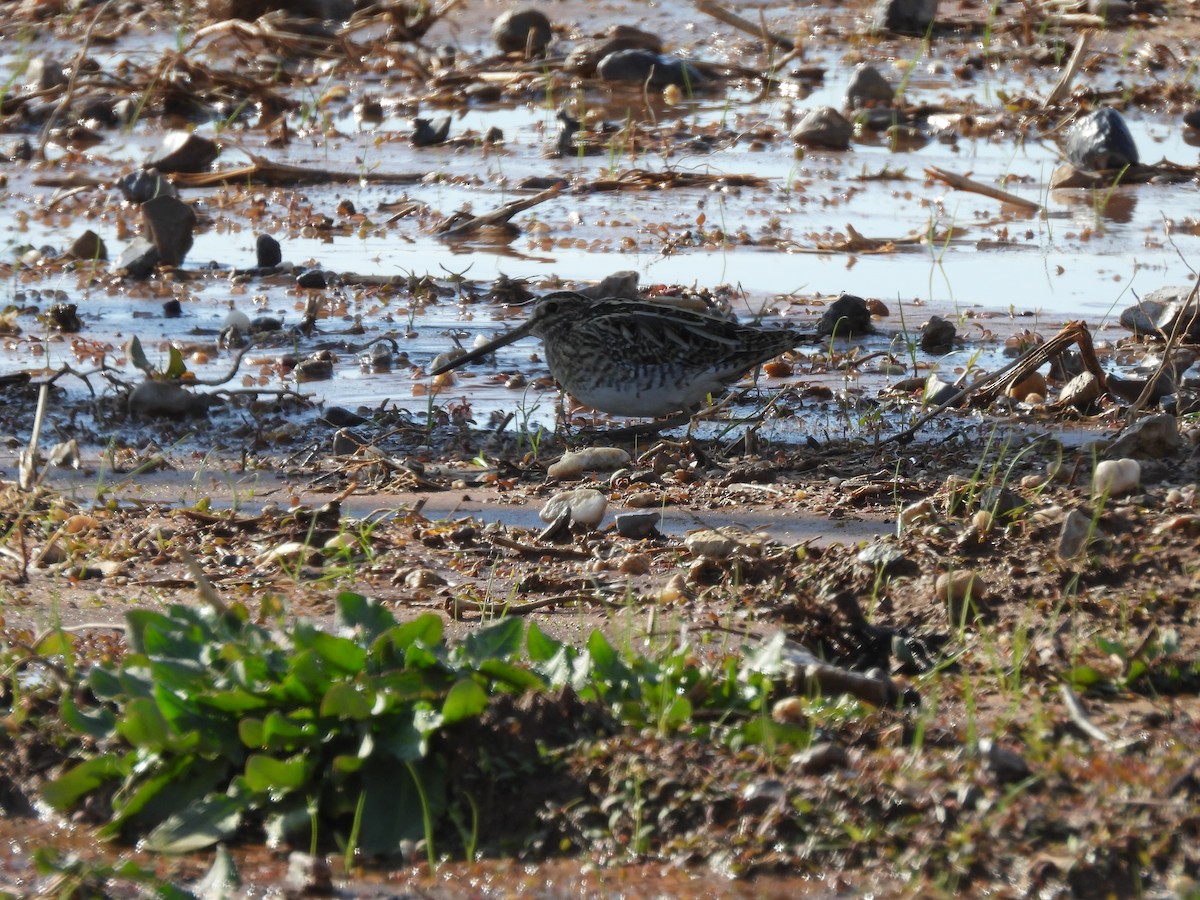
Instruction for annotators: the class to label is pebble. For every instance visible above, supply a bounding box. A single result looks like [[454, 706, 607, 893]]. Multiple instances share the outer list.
[[657, 572, 689, 603], [1065, 107, 1139, 171], [1058, 508, 1094, 560], [792, 742, 850, 775], [256, 233, 282, 267], [616, 553, 651, 576], [614, 512, 660, 539], [547, 447, 631, 480], [843, 64, 893, 110], [790, 106, 853, 150], [492, 7, 553, 55], [1093, 458, 1140, 497], [899, 498, 934, 531], [540, 488, 607, 529], [935, 570, 983, 604]]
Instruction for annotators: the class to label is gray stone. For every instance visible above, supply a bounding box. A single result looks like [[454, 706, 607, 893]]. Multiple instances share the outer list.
[[565, 26, 662, 76], [256, 233, 282, 267], [141, 195, 196, 267], [1118, 286, 1200, 342], [1058, 508, 1093, 560], [874, 0, 937, 34], [596, 50, 708, 89], [117, 168, 177, 203], [817, 293, 874, 337], [492, 8, 553, 55], [920, 315, 956, 353], [1105, 413, 1184, 459], [1066, 108, 1139, 171], [790, 106, 853, 150], [69, 230, 107, 261], [615, 512, 661, 539], [1056, 371, 1102, 411], [145, 131, 220, 174], [844, 64, 894, 111], [117, 238, 159, 279]]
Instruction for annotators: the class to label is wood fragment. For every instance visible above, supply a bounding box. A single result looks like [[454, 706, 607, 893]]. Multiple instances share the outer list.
[[1059, 684, 1112, 744], [1042, 30, 1092, 109], [172, 151, 425, 188], [434, 184, 563, 239], [926, 166, 1042, 211], [695, 0, 795, 51]]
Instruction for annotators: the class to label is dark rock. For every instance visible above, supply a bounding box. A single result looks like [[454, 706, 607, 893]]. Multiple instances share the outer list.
[[141, 195, 196, 267], [118, 168, 177, 203], [1185, 109, 1200, 131], [250, 316, 283, 333], [1105, 413, 1184, 459], [1106, 371, 1177, 405], [297, 268, 328, 289], [615, 512, 661, 539], [844, 64, 894, 110], [596, 50, 708, 89], [331, 429, 364, 455], [1055, 371, 1102, 412], [322, 407, 369, 428], [69, 230, 107, 261], [118, 239, 160, 279], [920, 315, 956, 353], [790, 106, 853, 150], [817, 293, 874, 337], [979, 738, 1032, 785], [553, 108, 581, 157], [792, 742, 850, 775], [1088, 0, 1131, 21], [48, 304, 83, 333], [411, 116, 451, 147], [923, 375, 960, 406], [295, 350, 335, 382], [256, 233, 282, 267], [874, 0, 938, 34], [1058, 509, 1093, 560], [565, 26, 662, 76], [492, 8, 553, 55], [1066, 108, 1139, 171], [24, 58, 68, 91], [979, 486, 1024, 523], [128, 380, 210, 419], [146, 131, 220, 174], [4, 138, 33, 162], [1118, 286, 1200, 341], [581, 270, 639, 300], [163, 299, 182, 318]]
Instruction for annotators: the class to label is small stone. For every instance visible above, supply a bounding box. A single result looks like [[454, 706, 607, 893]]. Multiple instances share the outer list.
[[411, 116, 452, 147], [856, 542, 919, 577], [1105, 414, 1183, 459], [565, 26, 662, 76], [1093, 458, 1140, 497], [935, 570, 983, 604], [844, 64, 894, 110], [117, 168, 177, 203], [596, 50, 707, 89], [1066, 108, 1139, 171], [790, 106, 853, 150], [117, 238, 160, 279], [256, 233, 282, 267], [614, 512, 660, 539], [540, 488, 607, 529], [145, 131, 220, 174], [657, 572, 690, 603], [874, 0, 937, 33], [920, 315, 956, 353], [69, 230, 107, 261], [547, 447, 631, 480], [817, 293, 874, 337], [491, 7, 553, 55], [404, 568, 447, 589], [140, 195, 196, 267], [792, 742, 850, 775], [297, 268, 328, 289], [1058, 508, 1094, 560]]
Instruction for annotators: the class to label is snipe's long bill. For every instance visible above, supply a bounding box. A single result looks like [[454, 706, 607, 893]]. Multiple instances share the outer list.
[[428, 291, 816, 418]]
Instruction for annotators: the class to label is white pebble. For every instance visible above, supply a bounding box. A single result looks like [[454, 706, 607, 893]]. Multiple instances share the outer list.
[[1093, 458, 1140, 498], [540, 488, 607, 528]]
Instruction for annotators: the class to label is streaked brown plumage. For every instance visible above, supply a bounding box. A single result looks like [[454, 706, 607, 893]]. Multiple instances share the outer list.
[[428, 291, 815, 418]]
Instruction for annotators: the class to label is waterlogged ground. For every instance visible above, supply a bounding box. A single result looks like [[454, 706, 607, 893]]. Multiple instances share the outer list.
[[1, 0, 1200, 897]]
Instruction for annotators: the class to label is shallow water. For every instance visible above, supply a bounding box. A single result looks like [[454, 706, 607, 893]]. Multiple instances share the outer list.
[[1, 0, 1196, 437]]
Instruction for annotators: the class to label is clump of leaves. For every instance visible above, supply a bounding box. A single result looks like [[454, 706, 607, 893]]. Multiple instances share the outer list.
[[41, 594, 798, 858], [44, 594, 547, 856]]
